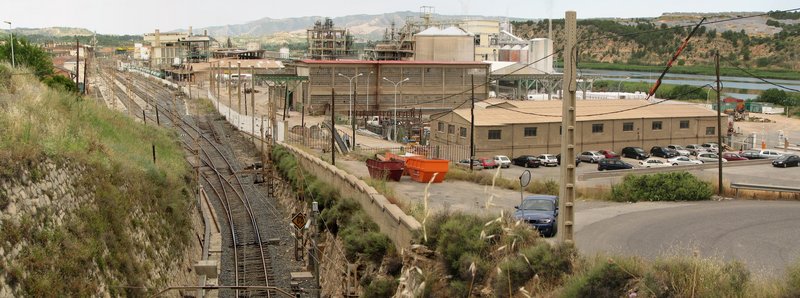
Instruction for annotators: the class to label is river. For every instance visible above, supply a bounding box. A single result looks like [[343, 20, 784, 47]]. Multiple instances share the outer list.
[[568, 68, 800, 100]]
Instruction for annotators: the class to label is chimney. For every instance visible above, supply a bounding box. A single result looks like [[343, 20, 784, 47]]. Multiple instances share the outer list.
[[154, 29, 160, 47], [204, 29, 208, 36], [189, 26, 193, 36]]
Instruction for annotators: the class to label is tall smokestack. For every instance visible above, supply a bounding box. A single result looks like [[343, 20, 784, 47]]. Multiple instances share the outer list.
[[189, 26, 193, 36], [204, 29, 208, 36], [155, 29, 160, 47]]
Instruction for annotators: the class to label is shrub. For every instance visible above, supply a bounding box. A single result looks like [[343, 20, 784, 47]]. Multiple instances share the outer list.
[[786, 261, 800, 297], [494, 256, 535, 296], [521, 242, 577, 283], [434, 214, 497, 275], [643, 257, 750, 297], [561, 257, 643, 298], [611, 171, 712, 202], [362, 277, 398, 298]]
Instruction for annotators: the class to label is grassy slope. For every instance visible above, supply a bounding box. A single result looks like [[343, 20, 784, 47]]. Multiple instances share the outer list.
[[572, 62, 800, 81], [0, 64, 192, 296]]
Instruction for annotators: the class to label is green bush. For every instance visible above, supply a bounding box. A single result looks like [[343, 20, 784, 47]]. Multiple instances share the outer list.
[[362, 277, 398, 298], [786, 261, 800, 297], [433, 214, 498, 275], [494, 256, 535, 296], [561, 257, 642, 298], [643, 258, 749, 297], [611, 171, 712, 202], [521, 242, 577, 283]]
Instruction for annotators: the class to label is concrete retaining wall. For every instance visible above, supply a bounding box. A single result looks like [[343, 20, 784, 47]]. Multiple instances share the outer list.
[[277, 143, 422, 249]]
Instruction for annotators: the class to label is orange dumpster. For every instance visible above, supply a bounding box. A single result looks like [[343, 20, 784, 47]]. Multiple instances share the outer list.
[[405, 157, 449, 183]]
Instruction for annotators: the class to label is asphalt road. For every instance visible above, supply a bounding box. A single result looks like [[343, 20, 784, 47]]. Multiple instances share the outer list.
[[575, 200, 800, 277]]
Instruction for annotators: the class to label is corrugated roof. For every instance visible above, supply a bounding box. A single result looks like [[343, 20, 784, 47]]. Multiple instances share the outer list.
[[445, 99, 717, 126]]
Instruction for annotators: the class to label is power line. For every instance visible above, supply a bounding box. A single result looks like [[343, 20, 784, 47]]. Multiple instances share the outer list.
[[719, 56, 800, 93]]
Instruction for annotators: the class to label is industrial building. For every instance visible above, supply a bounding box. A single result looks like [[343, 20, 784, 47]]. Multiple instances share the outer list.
[[413, 27, 474, 61], [306, 18, 355, 60], [429, 100, 719, 159], [294, 60, 489, 115], [143, 28, 211, 68]]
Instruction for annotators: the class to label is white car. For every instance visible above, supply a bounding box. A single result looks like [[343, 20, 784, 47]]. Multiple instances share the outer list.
[[493, 155, 512, 168], [639, 158, 672, 168], [701, 143, 720, 153], [537, 154, 559, 167], [456, 159, 483, 170], [697, 153, 727, 163], [667, 145, 691, 156], [667, 156, 703, 166]]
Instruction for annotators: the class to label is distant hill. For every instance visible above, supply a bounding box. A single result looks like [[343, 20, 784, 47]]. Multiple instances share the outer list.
[[8, 27, 94, 37], [183, 11, 525, 40], [512, 12, 800, 70]]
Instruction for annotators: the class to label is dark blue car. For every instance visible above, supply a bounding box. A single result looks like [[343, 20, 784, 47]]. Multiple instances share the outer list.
[[514, 195, 558, 237]]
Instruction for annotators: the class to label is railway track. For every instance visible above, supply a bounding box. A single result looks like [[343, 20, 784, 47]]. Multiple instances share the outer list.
[[99, 65, 280, 297]]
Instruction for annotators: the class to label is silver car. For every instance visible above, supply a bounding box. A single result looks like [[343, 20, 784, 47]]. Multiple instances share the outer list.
[[685, 144, 706, 156], [668, 156, 703, 166], [578, 151, 605, 163], [697, 153, 727, 163], [667, 145, 691, 156]]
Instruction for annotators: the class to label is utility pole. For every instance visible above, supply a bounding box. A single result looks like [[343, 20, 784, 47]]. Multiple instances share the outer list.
[[251, 66, 256, 143], [558, 11, 577, 245], [76, 38, 80, 88], [331, 88, 336, 165], [228, 62, 232, 120], [284, 83, 289, 121], [470, 74, 475, 171], [715, 52, 723, 195], [237, 62, 242, 126], [3, 21, 14, 68], [83, 49, 88, 95]]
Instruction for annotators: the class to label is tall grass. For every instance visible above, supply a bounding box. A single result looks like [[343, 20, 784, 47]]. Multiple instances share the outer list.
[[0, 63, 192, 296]]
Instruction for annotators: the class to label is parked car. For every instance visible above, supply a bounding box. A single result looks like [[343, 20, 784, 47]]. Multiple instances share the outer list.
[[772, 154, 800, 167], [556, 154, 581, 166], [512, 155, 541, 168], [538, 154, 559, 167], [493, 155, 512, 168], [598, 158, 634, 171], [478, 157, 498, 169], [578, 151, 605, 163], [697, 153, 727, 163], [701, 143, 720, 153], [755, 150, 784, 159], [650, 146, 679, 158], [685, 144, 707, 156], [621, 147, 650, 160], [514, 195, 558, 237], [740, 150, 764, 159], [721, 152, 749, 161], [598, 149, 620, 159], [639, 158, 672, 168], [456, 159, 483, 170], [667, 145, 691, 156], [667, 156, 703, 166]]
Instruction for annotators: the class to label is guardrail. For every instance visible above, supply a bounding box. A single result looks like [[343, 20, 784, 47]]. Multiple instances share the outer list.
[[730, 182, 800, 199], [579, 159, 773, 180]]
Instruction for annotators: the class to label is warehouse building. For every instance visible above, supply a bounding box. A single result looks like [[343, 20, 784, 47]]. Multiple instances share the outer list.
[[429, 100, 719, 159], [294, 60, 489, 115]]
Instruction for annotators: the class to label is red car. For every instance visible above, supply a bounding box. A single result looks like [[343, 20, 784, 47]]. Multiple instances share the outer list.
[[722, 152, 749, 161], [598, 149, 620, 159], [478, 157, 498, 169]]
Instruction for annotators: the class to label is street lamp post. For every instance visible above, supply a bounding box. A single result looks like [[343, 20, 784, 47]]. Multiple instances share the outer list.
[[3, 21, 14, 68], [337, 73, 363, 127], [366, 71, 373, 111], [383, 77, 409, 142]]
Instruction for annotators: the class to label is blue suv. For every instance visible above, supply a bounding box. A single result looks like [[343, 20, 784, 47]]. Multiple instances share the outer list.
[[514, 195, 558, 237]]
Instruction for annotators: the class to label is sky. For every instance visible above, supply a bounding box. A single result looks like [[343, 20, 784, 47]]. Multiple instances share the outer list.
[[2, 0, 798, 35]]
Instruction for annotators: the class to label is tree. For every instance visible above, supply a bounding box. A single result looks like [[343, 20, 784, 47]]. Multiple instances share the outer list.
[[757, 88, 789, 105], [0, 36, 55, 78]]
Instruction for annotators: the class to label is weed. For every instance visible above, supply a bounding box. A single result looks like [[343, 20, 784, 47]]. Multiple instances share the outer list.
[[363, 277, 398, 298], [612, 171, 712, 202]]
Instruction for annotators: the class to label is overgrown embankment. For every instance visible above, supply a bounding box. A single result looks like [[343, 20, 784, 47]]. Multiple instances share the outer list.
[[271, 145, 402, 297], [0, 63, 197, 296]]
